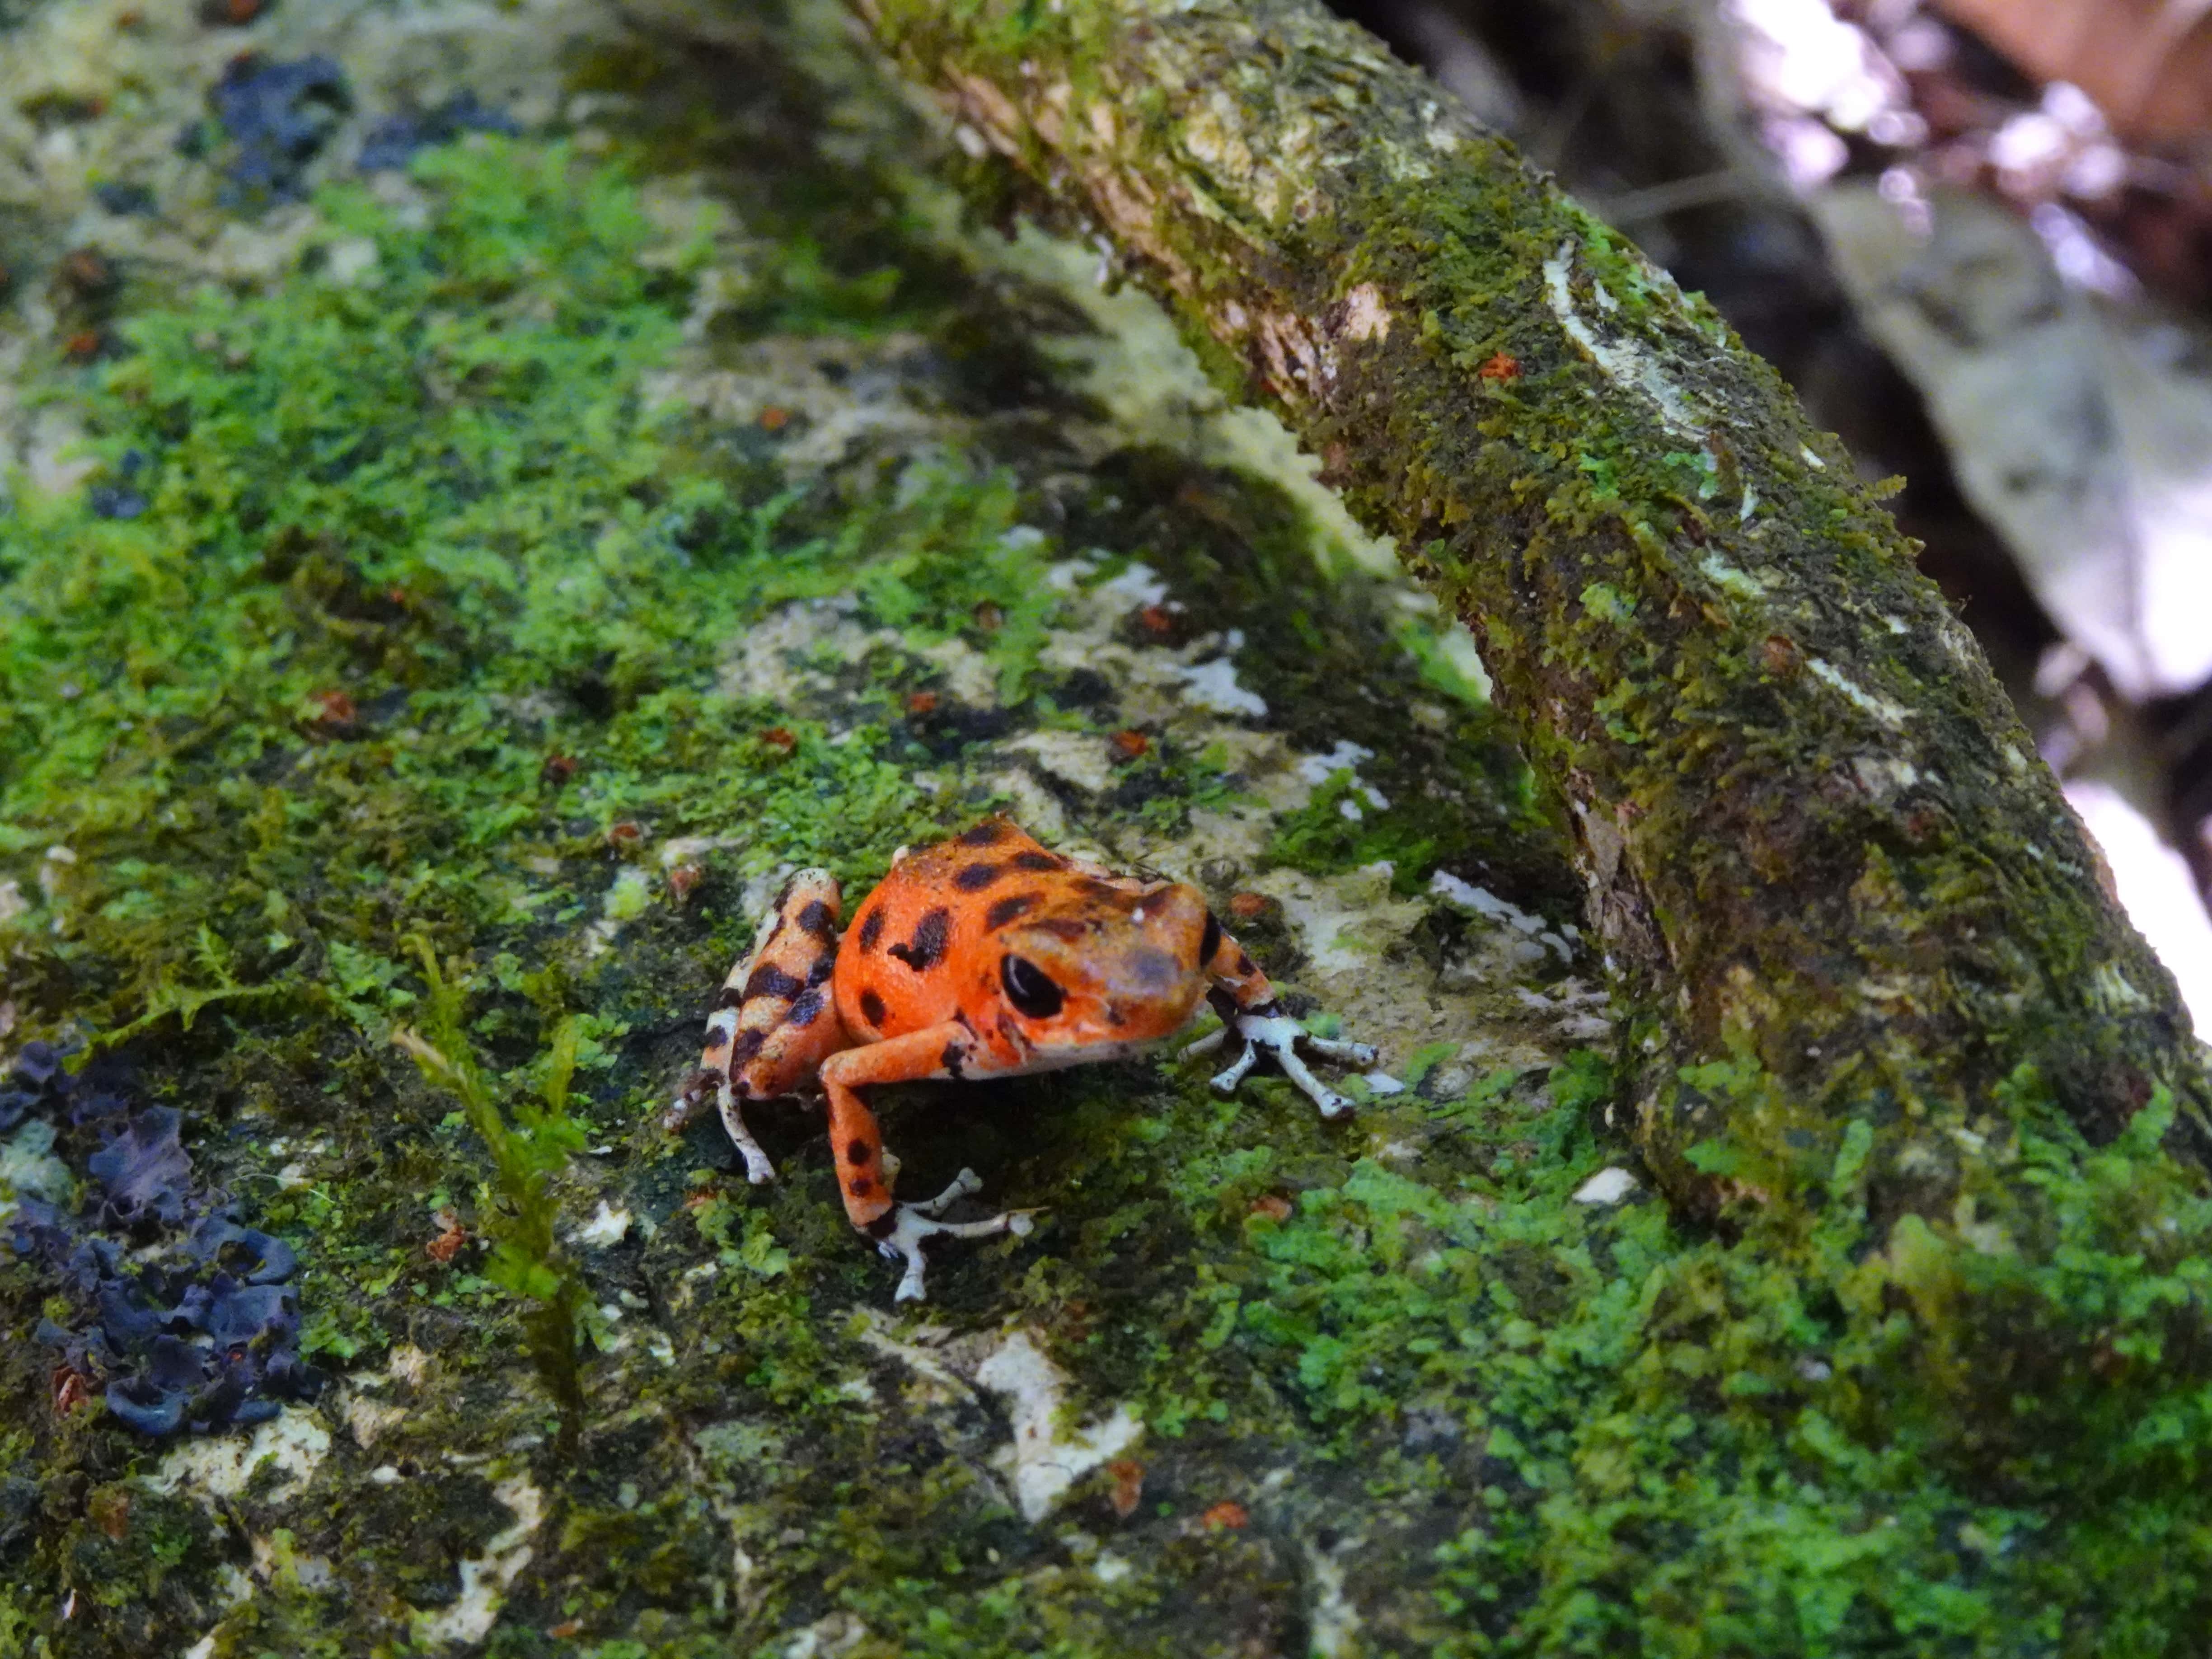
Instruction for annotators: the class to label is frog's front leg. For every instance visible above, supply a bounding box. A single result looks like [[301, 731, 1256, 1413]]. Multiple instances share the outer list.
[[668, 869, 848, 1183], [1183, 921, 1378, 1119], [818, 1026, 1034, 1303]]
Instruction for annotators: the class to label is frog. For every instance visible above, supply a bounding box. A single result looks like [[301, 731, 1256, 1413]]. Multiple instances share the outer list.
[[668, 816, 1377, 1301]]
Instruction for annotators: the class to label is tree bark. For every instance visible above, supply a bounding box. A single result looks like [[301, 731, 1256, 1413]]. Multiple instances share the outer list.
[[848, 0, 2212, 1220]]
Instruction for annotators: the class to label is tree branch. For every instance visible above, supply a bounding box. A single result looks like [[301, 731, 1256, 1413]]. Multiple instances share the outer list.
[[850, 0, 2211, 1220]]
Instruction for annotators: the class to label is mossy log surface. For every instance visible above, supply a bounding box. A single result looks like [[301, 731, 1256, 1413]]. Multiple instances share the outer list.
[[850, 0, 2212, 1219], [2, 0, 2211, 1654]]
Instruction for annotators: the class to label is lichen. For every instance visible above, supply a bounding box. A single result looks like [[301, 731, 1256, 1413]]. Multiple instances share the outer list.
[[0, 3, 2206, 1656]]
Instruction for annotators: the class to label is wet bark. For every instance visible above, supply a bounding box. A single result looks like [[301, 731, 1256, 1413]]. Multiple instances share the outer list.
[[848, 0, 2212, 1220]]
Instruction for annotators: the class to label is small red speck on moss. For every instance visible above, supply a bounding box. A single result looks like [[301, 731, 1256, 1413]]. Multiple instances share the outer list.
[[1106, 1459, 1144, 1519], [306, 689, 356, 731], [426, 1214, 468, 1264]]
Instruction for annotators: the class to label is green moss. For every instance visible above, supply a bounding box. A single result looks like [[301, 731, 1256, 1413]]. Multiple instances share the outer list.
[[2, 14, 2207, 1655], [1267, 771, 1472, 895], [396, 944, 594, 1448]]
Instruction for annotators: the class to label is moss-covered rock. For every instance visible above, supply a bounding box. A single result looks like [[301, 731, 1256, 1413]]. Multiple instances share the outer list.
[[0, 2, 2208, 1655]]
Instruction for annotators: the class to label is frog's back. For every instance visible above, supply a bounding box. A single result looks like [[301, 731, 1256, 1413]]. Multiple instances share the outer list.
[[834, 818, 1079, 1041]]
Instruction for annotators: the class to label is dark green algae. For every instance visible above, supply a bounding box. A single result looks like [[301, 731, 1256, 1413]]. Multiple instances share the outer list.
[[0, 22, 2206, 1659]]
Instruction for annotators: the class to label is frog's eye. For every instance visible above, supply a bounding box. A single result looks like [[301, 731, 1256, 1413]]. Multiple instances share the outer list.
[[1001, 955, 1064, 1019], [1199, 911, 1222, 969]]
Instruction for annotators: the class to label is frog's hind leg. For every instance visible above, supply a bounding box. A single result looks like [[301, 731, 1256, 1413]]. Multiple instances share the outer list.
[[817, 1025, 1036, 1303], [670, 869, 848, 1183], [1183, 917, 1378, 1119]]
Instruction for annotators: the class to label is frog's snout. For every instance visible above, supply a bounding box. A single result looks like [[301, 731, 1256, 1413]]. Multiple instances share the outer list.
[[1136, 883, 1212, 975]]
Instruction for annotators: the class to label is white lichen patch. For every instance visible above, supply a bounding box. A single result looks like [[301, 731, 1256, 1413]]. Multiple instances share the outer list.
[[572, 1200, 632, 1247], [1339, 282, 1392, 342], [852, 1313, 976, 1408], [1700, 553, 1771, 600], [343, 1392, 408, 1452], [644, 332, 944, 476], [660, 833, 737, 871], [1092, 559, 1170, 609], [1005, 729, 1120, 796], [972, 1330, 1143, 1524], [977, 768, 1072, 843], [1174, 647, 1268, 719], [781, 1611, 872, 1658], [1297, 740, 1390, 810], [388, 1343, 432, 1388], [1851, 754, 1924, 797], [1430, 872, 1575, 965], [914, 633, 1003, 705], [1255, 865, 1430, 982], [1807, 658, 1912, 727], [412, 1473, 545, 1648], [719, 594, 874, 707], [1571, 1167, 1640, 1205], [1543, 241, 1701, 438], [1513, 979, 1616, 1042], [1306, 1537, 1364, 1657], [852, 1317, 1141, 1522], [147, 1407, 331, 1507]]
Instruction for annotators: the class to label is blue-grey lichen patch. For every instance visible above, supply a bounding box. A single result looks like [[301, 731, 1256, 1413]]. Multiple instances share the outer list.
[[355, 90, 518, 174], [5, 1043, 320, 1438], [201, 52, 352, 204]]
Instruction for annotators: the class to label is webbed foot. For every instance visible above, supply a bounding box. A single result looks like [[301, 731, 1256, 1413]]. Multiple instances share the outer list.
[[1183, 1012, 1378, 1120], [667, 1073, 778, 1185], [718, 1086, 777, 1185], [874, 1168, 1037, 1303]]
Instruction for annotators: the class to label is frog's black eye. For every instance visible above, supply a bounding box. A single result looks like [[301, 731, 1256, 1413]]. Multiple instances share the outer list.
[[1001, 955, 1064, 1019], [1199, 911, 1222, 970]]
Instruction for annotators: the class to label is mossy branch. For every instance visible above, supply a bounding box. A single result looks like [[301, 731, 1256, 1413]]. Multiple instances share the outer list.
[[847, 0, 2212, 1225], [395, 939, 590, 1449]]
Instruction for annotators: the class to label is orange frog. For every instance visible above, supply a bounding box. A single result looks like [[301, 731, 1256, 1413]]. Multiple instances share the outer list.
[[670, 816, 1376, 1301]]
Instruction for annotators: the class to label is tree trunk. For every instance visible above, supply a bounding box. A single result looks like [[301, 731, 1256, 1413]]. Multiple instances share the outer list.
[[849, 0, 2212, 1223]]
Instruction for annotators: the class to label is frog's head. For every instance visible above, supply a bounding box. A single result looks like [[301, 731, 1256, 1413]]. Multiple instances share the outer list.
[[989, 879, 1216, 1057]]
